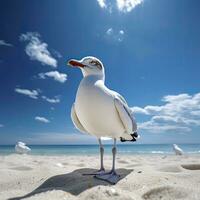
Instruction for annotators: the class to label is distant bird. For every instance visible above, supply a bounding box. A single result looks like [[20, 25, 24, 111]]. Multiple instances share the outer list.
[[15, 141, 31, 154], [173, 144, 184, 155], [68, 56, 139, 184]]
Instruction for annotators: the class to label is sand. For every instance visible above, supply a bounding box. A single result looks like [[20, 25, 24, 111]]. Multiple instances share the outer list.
[[0, 154, 200, 200]]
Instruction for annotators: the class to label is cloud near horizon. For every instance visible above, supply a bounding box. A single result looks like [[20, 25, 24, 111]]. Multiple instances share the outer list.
[[132, 92, 200, 133], [18, 132, 101, 145], [0, 124, 4, 128], [35, 116, 50, 123], [20, 32, 57, 67], [39, 71, 67, 83], [15, 88, 40, 99]]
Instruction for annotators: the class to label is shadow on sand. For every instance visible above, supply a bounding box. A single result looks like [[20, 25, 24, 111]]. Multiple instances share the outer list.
[[9, 168, 133, 200]]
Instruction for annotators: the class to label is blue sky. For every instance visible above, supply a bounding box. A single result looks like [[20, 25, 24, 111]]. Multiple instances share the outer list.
[[0, 0, 200, 144]]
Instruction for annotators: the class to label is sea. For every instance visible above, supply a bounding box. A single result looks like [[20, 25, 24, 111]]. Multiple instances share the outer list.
[[0, 144, 200, 155]]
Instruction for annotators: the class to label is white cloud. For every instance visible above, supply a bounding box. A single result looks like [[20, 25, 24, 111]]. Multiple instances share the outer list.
[[52, 50, 62, 58], [116, 0, 143, 12], [20, 32, 57, 67], [42, 96, 60, 104], [0, 124, 4, 128], [118, 30, 125, 41], [105, 28, 125, 42], [97, 0, 143, 13], [119, 30, 124, 35], [97, 0, 107, 8], [138, 121, 191, 133], [132, 106, 149, 114], [132, 92, 200, 133], [151, 115, 178, 123], [35, 116, 50, 123], [39, 71, 67, 83], [191, 110, 200, 116], [15, 88, 40, 99], [106, 28, 113, 35], [0, 40, 13, 47]]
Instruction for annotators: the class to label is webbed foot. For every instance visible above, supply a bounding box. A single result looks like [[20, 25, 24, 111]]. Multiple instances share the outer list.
[[95, 170, 120, 184]]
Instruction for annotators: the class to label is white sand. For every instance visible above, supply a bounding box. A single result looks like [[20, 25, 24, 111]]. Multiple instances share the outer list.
[[0, 154, 200, 200]]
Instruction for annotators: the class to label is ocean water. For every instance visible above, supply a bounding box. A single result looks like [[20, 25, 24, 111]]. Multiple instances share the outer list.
[[0, 144, 200, 155]]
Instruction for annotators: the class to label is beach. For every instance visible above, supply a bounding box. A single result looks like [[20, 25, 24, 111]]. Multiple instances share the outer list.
[[0, 154, 200, 200]]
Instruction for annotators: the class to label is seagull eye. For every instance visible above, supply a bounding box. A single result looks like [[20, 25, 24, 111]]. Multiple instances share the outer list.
[[90, 60, 102, 70], [90, 60, 96, 65]]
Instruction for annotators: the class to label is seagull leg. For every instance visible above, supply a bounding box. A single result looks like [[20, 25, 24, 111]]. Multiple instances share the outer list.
[[95, 138, 120, 184], [82, 138, 105, 175], [99, 138, 105, 173]]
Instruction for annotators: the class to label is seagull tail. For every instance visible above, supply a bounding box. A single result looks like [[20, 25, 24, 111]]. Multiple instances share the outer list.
[[120, 132, 140, 142]]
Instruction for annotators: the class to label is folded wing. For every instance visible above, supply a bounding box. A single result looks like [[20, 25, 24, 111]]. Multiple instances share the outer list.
[[71, 103, 87, 133], [114, 97, 137, 138]]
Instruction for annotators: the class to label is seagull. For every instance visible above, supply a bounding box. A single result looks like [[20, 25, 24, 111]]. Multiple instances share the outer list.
[[15, 141, 31, 154], [67, 56, 139, 184], [173, 144, 184, 155]]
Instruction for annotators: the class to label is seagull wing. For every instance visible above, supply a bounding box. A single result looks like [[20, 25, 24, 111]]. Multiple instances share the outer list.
[[114, 97, 137, 135], [71, 103, 87, 133], [111, 91, 134, 115]]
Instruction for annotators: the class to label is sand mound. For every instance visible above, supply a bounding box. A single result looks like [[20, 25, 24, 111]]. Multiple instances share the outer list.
[[79, 186, 139, 200], [142, 186, 187, 200]]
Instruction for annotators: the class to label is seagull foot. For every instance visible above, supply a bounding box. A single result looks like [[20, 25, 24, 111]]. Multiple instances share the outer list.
[[82, 168, 105, 176], [94, 170, 120, 184]]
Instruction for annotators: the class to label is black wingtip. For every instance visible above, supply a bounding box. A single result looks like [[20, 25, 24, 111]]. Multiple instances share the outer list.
[[120, 132, 138, 142], [131, 132, 138, 138]]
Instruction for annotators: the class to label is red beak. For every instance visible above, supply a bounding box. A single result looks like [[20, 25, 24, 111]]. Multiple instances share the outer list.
[[67, 59, 85, 68]]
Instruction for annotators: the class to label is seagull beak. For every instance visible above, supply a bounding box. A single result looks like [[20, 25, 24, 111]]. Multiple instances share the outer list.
[[67, 59, 85, 68]]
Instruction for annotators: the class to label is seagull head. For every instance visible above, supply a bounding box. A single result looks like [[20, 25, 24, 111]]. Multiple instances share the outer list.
[[173, 144, 178, 148], [67, 56, 105, 79]]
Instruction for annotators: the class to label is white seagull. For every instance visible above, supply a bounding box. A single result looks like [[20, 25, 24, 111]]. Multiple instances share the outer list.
[[173, 144, 184, 155], [68, 56, 139, 184], [15, 141, 31, 154]]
